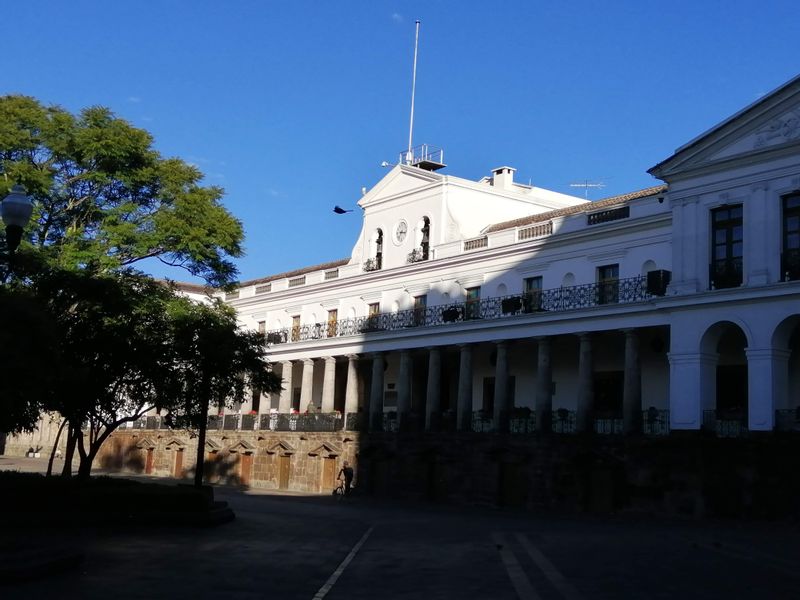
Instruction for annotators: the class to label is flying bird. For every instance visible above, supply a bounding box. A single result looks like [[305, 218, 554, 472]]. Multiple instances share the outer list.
[[333, 206, 353, 214]]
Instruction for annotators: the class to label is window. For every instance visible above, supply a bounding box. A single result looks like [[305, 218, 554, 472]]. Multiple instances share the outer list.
[[291, 315, 301, 342], [523, 276, 543, 312], [710, 205, 743, 289], [413, 294, 427, 326], [257, 321, 266, 334], [465, 287, 481, 320], [782, 194, 800, 281], [327, 309, 338, 338], [597, 264, 619, 305], [251, 389, 261, 414]]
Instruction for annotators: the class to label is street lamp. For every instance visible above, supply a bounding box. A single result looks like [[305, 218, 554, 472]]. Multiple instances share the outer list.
[[2, 184, 34, 254]]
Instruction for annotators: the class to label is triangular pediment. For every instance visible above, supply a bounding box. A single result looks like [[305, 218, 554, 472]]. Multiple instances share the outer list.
[[266, 440, 296, 455], [650, 74, 800, 180], [164, 438, 186, 450], [228, 439, 256, 454], [135, 437, 156, 450], [358, 164, 442, 209], [205, 438, 222, 452], [308, 442, 342, 457]]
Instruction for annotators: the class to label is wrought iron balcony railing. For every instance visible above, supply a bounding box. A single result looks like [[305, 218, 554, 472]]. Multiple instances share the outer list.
[[702, 409, 747, 438], [266, 275, 652, 345]]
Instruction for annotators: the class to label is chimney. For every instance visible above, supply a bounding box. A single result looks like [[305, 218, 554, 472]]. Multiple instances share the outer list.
[[491, 166, 516, 190]]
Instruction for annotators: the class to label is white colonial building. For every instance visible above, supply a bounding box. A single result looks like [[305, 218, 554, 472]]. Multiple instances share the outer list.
[[199, 75, 800, 440]]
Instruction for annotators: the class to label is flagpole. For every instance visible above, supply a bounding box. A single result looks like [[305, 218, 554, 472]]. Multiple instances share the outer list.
[[407, 20, 421, 162]]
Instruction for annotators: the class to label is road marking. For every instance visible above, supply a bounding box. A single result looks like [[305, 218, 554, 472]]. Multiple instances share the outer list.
[[515, 533, 585, 600], [312, 526, 374, 600], [492, 532, 542, 600]]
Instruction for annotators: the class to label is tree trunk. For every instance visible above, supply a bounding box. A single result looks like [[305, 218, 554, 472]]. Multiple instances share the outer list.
[[194, 397, 210, 488], [46, 418, 68, 477], [61, 425, 77, 477]]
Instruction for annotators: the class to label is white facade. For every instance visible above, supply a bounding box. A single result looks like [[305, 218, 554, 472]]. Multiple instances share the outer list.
[[218, 75, 800, 436]]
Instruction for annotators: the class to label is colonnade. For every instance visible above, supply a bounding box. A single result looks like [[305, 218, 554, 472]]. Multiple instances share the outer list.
[[268, 330, 644, 434]]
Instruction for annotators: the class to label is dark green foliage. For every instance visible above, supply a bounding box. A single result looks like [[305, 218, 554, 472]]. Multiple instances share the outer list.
[[0, 95, 243, 287]]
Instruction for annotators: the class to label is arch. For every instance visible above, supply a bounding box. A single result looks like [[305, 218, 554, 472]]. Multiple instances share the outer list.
[[562, 272, 575, 287], [391, 300, 400, 313], [496, 283, 508, 296], [771, 315, 800, 418], [771, 314, 800, 350], [641, 259, 657, 276], [348, 306, 356, 319], [698, 320, 749, 434]]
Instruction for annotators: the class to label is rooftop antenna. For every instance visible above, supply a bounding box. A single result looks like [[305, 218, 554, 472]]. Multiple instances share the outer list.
[[569, 179, 606, 200], [406, 20, 421, 163]]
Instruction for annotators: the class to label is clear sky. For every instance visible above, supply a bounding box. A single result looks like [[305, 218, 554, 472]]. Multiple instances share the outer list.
[[5, 0, 800, 283]]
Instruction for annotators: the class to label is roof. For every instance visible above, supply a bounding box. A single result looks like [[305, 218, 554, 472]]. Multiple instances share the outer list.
[[239, 258, 350, 287], [483, 185, 667, 234], [172, 281, 213, 294], [649, 73, 800, 177]]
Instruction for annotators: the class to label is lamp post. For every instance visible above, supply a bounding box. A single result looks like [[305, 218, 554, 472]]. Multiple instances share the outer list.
[[2, 184, 34, 254]]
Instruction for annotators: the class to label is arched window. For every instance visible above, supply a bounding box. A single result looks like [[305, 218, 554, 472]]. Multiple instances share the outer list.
[[375, 229, 383, 268], [420, 216, 430, 260]]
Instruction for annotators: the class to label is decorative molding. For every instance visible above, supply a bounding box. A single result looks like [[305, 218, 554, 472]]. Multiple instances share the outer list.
[[320, 299, 340, 309], [753, 108, 800, 149], [228, 440, 256, 454], [751, 181, 770, 193], [586, 249, 628, 263], [360, 291, 382, 303], [266, 440, 296, 455], [404, 282, 430, 296], [455, 274, 484, 288], [250, 312, 266, 320], [515, 262, 551, 275], [308, 442, 342, 457], [135, 437, 156, 450], [283, 305, 303, 315]]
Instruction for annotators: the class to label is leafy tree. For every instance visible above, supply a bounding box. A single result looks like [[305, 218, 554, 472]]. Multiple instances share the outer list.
[[0, 286, 57, 433], [165, 298, 281, 487], [0, 95, 243, 287], [31, 268, 177, 479]]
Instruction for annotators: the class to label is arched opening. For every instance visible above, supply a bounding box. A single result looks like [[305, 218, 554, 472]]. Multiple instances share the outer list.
[[641, 260, 657, 276], [420, 216, 430, 260], [375, 229, 383, 268], [562, 272, 575, 287], [700, 321, 748, 436], [772, 316, 800, 430]]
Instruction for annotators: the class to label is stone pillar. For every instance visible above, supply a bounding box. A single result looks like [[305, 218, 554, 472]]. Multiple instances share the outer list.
[[321, 356, 337, 413], [397, 350, 413, 431], [576, 333, 594, 433], [668, 351, 717, 430], [369, 353, 385, 431], [746, 348, 791, 431], [425, 347, 442, 431], [535, 337, 552, 434], [457, 344, 473, 432], [278, 361, 293, 413], [622, 329, 642, 434], [299, 358, 315, 413], [493, 341, 510, 432], [747, 183, 770, 285], [344, 354, 360, 428]]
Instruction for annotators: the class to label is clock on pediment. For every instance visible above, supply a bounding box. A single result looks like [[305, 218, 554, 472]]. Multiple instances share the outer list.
[[394, 220, 408, 244]]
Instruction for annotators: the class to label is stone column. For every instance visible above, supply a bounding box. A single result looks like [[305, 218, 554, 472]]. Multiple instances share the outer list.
[[668, 351, 717, 430], [747, 183, 770, 285], [397, 350, 413, 431], [457, 344, 473, 432], [535, 337, 552, 434], [576, 333, 594, 433], [369, 353, 385, 431], [746, 348, 791, 431], [425, 347, 442, 431], [622, 329, 642, 434], [344, 354, 360, 428], [493, 341, 510, 433], [299, 358, 315, 413], [321, 356, 337, 413], [278, 361, 293, 413]]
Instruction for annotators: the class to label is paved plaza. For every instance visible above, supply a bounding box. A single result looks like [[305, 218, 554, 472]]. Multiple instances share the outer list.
[[2, 456, 800, 599]]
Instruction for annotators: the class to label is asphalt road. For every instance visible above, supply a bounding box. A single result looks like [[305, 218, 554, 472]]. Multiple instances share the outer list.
[[3, 456, 800, 599]]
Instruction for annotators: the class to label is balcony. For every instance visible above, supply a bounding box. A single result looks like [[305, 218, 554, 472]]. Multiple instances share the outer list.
[[709, 257, 743, 289], [363, 256, 382, 272], [702, 409, 747, 438], [265, 275, 652, 345]]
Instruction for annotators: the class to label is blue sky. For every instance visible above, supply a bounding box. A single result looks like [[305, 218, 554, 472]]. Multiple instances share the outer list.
[[5, 1, 800, 283]]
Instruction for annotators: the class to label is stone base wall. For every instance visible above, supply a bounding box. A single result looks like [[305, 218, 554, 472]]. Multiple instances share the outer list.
[[2, 414, 66, 458], [89, 430, 800, 518]]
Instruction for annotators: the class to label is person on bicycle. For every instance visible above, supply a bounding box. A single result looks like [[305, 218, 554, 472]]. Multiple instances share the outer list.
[[338, 461, 354, 496]]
